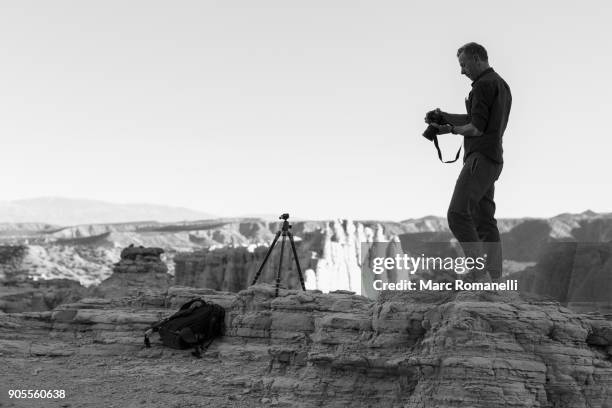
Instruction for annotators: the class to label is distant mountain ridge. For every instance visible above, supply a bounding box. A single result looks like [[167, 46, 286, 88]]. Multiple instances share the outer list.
[[0, 197, 216, 226]]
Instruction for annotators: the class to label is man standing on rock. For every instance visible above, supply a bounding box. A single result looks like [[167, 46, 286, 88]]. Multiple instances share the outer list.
[[426, 42, 512, 283]]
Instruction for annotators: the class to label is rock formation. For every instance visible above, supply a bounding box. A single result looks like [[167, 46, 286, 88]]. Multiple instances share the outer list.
[[0, 245, 91, 312], [174, 244, 318, 293], [174, 220, 390, 294], [0, 245, 27, 282], [3, 213, 612, 313], [512, 242, 612, 314], [0, 278, 88, 313], [95, 246, 172, 298], [1, 285, 610, 407], [0, 243, 117, 286], [172, 216, 612, 313], [501, 219, 554, 261]]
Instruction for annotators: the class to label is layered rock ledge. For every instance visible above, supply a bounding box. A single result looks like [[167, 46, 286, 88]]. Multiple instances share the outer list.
[[1, 285, 611, 408]]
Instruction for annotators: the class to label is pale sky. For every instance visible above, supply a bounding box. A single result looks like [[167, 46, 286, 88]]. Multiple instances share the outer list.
[[1, 0, 611, 220]]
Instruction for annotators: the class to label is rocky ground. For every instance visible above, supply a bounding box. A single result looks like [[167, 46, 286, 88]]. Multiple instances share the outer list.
[[0, 340, 277, 408], [1, 285, 611, 408]]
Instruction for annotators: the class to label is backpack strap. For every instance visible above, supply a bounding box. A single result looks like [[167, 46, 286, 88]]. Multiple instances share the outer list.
[[146, 315, 171, 333], [433, 135, 462, 163], [178, 298, 207, 311], [144, 328, 153, 348], [191, 337, 216, 359]]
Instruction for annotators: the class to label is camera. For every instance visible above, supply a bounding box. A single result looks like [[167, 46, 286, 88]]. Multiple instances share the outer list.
[[422, 109, 449, 141], [279, 213, 290, 220]]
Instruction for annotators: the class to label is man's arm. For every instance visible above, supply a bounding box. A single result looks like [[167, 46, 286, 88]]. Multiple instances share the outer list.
[[440, 112, 469, 126], [425, 109, 469, 126], [451, 123, 483, 137], [428, 122, 484, 137], [441, 112, 484, 136]]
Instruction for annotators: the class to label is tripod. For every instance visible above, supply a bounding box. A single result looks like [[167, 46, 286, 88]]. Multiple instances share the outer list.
[[251, 213, 306, 297]]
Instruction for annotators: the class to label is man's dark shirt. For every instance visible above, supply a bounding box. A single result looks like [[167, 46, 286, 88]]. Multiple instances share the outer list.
[[465, 67, 512, 163]]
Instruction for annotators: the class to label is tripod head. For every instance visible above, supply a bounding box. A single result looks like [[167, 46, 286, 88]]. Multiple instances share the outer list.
[[279, 213, 292, 234]]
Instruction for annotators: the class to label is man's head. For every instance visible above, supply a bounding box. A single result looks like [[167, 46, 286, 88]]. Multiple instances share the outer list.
[[457, 42, 490, 81]]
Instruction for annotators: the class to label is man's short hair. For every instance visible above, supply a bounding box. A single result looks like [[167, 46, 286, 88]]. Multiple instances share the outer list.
[[457, 42, 488, 62]]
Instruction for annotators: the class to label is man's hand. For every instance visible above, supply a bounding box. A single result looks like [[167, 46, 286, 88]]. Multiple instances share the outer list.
[[424, 108, 442, 124], [429, 123, 453, 135]]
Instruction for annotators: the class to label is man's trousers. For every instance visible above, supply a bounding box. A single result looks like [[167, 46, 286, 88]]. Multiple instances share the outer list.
[[447, 152, 504, 279]]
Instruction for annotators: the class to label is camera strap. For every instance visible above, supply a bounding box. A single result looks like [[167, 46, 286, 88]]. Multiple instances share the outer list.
[[433, 135, 462, 163]]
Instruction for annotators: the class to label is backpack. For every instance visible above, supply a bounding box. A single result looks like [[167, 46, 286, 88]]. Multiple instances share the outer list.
[[144, 298, 225, 358]]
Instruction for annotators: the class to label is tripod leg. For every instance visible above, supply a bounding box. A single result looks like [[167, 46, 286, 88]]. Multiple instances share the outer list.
[[275, 233, 287, 297], [287, 232, 306, 291], [251, 231, 281, 286]]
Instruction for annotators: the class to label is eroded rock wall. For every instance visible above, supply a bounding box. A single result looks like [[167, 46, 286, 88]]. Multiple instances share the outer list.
[[0, 245, 28, 281], [174, 244, 319, 293], [0, 278, 88, 313], [174, 220, 395, 294]]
